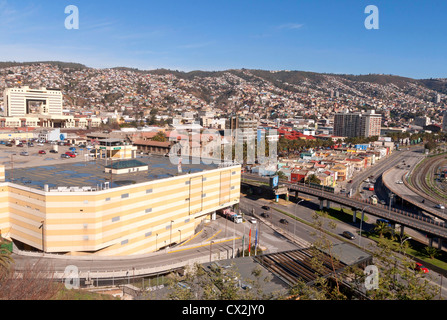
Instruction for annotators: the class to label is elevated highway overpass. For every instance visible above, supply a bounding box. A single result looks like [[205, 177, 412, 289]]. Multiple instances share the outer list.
[[382, 166, 447, 222], [242, 173, 447, 247]]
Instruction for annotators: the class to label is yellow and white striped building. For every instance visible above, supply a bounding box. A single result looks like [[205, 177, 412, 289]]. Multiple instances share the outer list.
[[0, 164, 241, 256]]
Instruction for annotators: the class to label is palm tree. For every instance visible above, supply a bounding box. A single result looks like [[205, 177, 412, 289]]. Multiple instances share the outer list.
[[374, 221, 391, 238], [423, 246, 440, 259], [0, 245, 13, 270]]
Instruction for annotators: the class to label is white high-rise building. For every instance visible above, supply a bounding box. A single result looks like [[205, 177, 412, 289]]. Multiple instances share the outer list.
[[3, 86, 62, 117], [0, 86, 102, 129]]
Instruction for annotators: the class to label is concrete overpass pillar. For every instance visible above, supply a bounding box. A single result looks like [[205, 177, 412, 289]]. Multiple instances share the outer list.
[[400, 225, 405, 238], [353, 209, 357, 223], [295, 190, 299, 199], [326, 200, 331, 210], [319, 198, 324, 210], [438, 239, 443, 250], [429, 237, 434, 247]]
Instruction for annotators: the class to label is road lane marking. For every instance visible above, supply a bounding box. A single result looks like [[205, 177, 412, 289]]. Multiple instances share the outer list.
[[178, 229, 204, 247], [205, 229, 222, 242]]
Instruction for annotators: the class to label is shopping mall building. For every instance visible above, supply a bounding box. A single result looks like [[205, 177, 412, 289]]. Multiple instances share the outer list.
[[0, 157, 241, 256]]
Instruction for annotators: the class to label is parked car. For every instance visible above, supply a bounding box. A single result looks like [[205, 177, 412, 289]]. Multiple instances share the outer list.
[[65, 152, 76, 158], [435, 204, 445, 210], [342, 231, 356, 240], [5, 143, 13, 147], [20, 151, 29, 156], [260, 212, 270, 218], [17, 144, 24, 147], [61, 154, 70, 159], [376, 219, 392, 227], [38, 150, 46, 154], [414, 263, 429, 274], [49, 150, 58, 154]]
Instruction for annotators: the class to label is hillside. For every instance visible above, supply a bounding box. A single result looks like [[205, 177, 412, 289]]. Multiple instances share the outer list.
[[0, 61, 445, 113]]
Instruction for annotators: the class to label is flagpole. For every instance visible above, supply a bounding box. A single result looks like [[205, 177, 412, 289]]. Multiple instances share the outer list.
[[232, 219, 235, 259], [255, 225, 258, 256], [242, 222, 245, 257], [248, 227, 252, 257]]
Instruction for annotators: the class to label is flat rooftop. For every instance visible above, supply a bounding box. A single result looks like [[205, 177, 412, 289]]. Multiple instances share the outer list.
[[5, 156, 220, 191]]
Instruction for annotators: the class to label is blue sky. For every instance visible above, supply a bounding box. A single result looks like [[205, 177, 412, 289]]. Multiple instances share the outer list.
[[0, 0, 446, 78]]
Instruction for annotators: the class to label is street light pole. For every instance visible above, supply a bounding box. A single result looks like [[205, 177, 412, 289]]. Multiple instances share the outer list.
[[359, 205, 369, 247], [388, 192, 394, 216], [39, 221, 44, 253], [399, 236, 412, 254]]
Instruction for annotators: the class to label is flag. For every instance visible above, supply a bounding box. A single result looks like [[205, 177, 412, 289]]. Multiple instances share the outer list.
[[248, 228, 252, 255], [254, 226, 258, 255], [255, 227, 259, 247]]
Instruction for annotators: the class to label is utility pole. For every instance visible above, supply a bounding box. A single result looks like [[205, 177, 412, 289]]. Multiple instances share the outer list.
[[39, 221, 44, 253]]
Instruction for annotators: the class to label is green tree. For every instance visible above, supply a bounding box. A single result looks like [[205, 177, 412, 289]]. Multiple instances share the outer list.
[[425, 141, 437, 152], [305, 174, 321, 185], [423, 246, 441, 259], [365, 240, 438, 300], [276, 171, 287, 180], [164, 262, 275, 300], [374, 221, 392, 238], [152, 131, 168, 142], [0, 241, 13, 270]]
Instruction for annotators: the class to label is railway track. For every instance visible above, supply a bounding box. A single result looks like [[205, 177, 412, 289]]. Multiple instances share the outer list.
[[410, 153, 447, 206]]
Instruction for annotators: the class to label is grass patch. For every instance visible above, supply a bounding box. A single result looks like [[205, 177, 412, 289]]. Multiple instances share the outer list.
[[363, 230, 447, 270], [52, 288, 120, 300], [271, 202, 447, 272], [316, 207, 369, 224]]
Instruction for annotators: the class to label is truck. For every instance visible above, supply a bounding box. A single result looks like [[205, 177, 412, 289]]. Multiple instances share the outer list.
[[221, 209, 243, 224], [368, 184, 375, 191]]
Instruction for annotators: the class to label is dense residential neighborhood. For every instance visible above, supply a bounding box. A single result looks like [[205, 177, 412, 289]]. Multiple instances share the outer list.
[[0, 62, 447, 302], [0, 62, 445, 191]]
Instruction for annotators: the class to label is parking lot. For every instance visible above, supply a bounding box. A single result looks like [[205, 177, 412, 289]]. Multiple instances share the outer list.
[[0, 140, 93, 170], [0, 139, 216, 191]]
